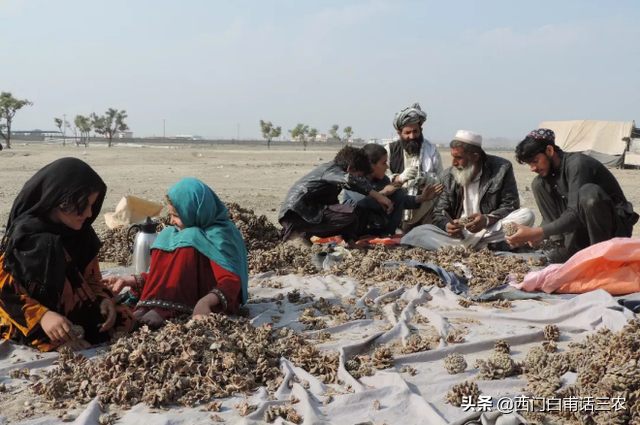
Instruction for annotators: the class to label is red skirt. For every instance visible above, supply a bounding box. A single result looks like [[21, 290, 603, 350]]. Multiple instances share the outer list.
[[136, 247, 242, 319]]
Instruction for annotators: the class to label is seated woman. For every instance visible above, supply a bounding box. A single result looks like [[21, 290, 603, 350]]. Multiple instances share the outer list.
[[279, 146, 393, 244], [0, 158, 135, 352], [343, 144, 441, 237], [105, 178, 248, 329]]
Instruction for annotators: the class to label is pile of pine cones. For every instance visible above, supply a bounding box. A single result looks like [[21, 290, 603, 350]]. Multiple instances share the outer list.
[[30, 314, 338, 410], [97, 215, 172, 265], [98, 202, 282, 266], [97, 199, 538, 299], [521, 319, 640, 424], [226, 203, 281, 251]]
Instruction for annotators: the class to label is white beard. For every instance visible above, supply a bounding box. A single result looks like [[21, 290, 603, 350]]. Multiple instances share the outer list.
[[451, 163, 478, 187]]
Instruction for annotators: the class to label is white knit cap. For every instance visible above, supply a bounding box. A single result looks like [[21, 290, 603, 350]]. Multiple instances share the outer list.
[[452, 130, 482, 147]]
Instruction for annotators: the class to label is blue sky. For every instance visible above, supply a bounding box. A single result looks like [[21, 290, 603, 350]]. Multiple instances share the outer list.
[[1, 0, 639, 142]]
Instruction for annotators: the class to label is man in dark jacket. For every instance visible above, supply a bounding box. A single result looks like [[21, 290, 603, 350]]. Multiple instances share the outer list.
[[401, 130, 535, 250], [507, 128, 638, 263], [279, 146, 393, 244], [343, 143, 438, 236]]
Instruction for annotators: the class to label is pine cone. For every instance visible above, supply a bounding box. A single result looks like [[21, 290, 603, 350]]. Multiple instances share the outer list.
[[443, 353, 467, 375]]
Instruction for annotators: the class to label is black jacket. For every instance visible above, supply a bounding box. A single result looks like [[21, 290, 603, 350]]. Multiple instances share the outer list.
[[433, 155, 519, 231], [536, 152, 637, 237], [279, 161, 372, 224]]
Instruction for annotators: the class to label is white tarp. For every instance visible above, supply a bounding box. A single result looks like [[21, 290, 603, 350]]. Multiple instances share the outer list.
[[1, 273, 637, 425], [538, 120, 633, 156]]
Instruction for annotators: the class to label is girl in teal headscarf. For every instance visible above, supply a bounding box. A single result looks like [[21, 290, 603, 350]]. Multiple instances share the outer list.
[[105, 178, 248, 328]]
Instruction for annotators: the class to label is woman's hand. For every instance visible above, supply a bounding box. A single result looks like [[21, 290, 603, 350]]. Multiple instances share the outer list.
[[99, 298, 117, 332], [40, 311, 75, 344], [56, 339, 91, 352], [139, 309, 165, 329], [101, 275, 135, 294], [193, 293, 220, 321]]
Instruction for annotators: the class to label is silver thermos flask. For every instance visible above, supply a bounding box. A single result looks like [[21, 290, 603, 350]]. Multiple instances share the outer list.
[[127, 217, 158, 274]]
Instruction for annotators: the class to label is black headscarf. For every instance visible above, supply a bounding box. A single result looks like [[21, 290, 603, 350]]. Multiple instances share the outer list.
[[1, 158, 106, 311]]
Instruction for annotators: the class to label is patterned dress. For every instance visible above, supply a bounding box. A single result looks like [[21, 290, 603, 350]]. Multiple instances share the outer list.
[[132, 247, 242, 319], [0, 252, 135, 352]]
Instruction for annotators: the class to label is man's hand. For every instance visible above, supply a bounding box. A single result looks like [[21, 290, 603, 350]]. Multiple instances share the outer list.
[[398, 166, 418, 184], [370, 191, 393, 214], [446, 221, 463, 239], [505, 224, 545, 248], [40, 311, 75, 344], [464, 213, 488, 234], [380, 183, 401, 197], [416, 185, 436, 203], [101, 275, 135, 294], [99, 298, 117, 332], [193, 293, 220, 321], [434, 183, 444, 195]]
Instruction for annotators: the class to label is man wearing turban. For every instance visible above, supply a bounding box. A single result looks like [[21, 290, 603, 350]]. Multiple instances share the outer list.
[[384, 103, 443, 231]]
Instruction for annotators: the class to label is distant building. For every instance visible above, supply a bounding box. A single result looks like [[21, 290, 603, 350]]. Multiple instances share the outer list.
[[314, 133, 328, 142], [172, 135, 204, 141], [348, 138, 365, 144], [116, 131, 134, 139], [13, 130, 62, 137], [381, 137, 399, 144]]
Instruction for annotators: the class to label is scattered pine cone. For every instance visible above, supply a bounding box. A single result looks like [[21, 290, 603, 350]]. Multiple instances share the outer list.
[[494, 339, 510, 354], [543, 324, 560, 341], [443, 353, 467, 374], [542, 340, 557, 353], [445, 381, 480, 407], [503, 222, 517, 237]]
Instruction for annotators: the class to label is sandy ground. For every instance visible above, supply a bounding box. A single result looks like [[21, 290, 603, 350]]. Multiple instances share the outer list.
[[1, 143, 639, 237]]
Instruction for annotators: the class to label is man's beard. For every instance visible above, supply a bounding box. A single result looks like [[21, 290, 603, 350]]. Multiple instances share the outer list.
[[451, 162, 479, 186], [400, 134, 424, 156]]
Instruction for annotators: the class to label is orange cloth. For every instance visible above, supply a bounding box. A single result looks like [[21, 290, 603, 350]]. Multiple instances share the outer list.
[[511, 238, 640, 295]]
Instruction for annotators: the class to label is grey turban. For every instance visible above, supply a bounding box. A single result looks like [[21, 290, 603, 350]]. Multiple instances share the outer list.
[[393, 102, 427, 131]]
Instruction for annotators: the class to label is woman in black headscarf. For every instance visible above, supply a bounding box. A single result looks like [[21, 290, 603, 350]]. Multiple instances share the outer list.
[[0, 158, 135, 352]]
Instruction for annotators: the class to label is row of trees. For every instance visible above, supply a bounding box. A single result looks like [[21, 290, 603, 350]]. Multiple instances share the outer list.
[[0, 90, 129, 150], [259, 120, 354, 150], [0, 92, 33, 149], [54, 109, 129, 147]]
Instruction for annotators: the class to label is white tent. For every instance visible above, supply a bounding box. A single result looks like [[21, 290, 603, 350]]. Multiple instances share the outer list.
[[538, 120, 634, 167]]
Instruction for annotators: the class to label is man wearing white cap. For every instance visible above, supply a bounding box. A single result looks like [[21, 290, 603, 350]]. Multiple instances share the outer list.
[[385, 102, 444, 232], [401, 130, 535, 250]]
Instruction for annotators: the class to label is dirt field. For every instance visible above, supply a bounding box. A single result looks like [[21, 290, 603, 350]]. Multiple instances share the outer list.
[[1, 143, 639, 237]]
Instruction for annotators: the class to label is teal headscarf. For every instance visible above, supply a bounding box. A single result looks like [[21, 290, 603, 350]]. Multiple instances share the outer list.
[[152, 178, 249, 304]]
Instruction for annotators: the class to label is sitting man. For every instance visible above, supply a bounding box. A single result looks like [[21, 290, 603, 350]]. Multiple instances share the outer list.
[[507, 128, 638, 263], [279, 146, 393, 244], [402, 130, 535, 250], [384, 102, 443, 232], [343, 143, 441, 237]]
